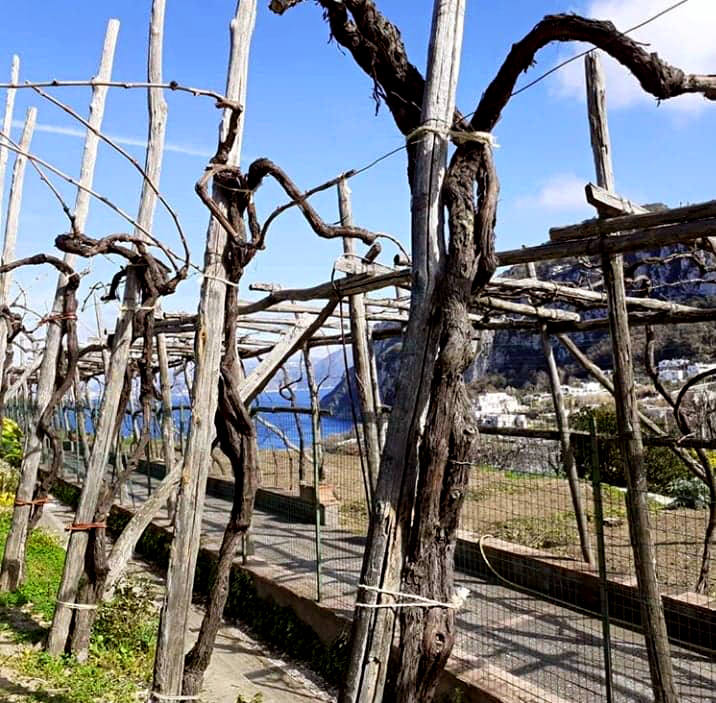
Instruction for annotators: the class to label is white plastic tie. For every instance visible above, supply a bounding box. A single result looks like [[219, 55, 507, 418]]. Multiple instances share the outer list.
[[356, 584, 470, 610], [56, 600, 98, 611]]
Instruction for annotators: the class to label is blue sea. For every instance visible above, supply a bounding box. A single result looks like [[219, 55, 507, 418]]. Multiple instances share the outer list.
[[252, 390, 353, 450], [58, 389, 353, 451]]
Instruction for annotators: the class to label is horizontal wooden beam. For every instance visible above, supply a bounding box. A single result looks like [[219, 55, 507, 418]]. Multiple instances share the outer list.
[[500, 218, 716, 266], [490, 277, 703, 314], [237, 269, 411, 316], [549, 197, 716, 242]]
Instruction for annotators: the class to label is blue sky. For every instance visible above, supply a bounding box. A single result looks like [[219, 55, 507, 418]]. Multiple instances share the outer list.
[[0, 0, 714, 342]]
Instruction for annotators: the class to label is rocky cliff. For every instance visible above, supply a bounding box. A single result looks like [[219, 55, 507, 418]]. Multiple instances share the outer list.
[[322, 244, 716, 411]]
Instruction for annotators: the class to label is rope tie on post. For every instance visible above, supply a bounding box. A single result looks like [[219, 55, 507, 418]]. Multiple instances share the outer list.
[[355, 584, 470, 610], [14, 497, 50, 507], [65, 521, 107, 531], [405, 123, 499, 149], [37, 312, 78, 326]]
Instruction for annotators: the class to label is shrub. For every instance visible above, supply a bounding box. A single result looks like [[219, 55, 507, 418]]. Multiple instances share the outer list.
[[666, 477, 710, 509], [571, 405, 690, 493], [0, 417, 23, 468]]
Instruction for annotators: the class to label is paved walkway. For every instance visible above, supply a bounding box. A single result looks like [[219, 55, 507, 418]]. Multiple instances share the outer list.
[[37, 497, 336, 703], [61, 459, 715, 703]]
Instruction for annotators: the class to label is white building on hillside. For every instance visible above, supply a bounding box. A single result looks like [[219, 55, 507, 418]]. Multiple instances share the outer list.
[[658, 359, 716, 384], [473, 392, 528, 428]]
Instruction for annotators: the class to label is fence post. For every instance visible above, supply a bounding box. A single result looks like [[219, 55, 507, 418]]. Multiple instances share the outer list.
[[312, 407, 322, 602], [590, 418, 614, 703], [585, 51, 677, 702]]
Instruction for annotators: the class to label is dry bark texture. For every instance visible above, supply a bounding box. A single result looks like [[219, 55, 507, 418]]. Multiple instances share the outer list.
[[271, 4, 716, 703]]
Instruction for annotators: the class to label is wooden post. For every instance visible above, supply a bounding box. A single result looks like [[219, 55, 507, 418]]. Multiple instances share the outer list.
[[0, 55, 19, 234], [156, 327, 177, 519], [338, 179, 382, 494], [0, 20, 119, 594], [151, 1, 256, 697], [585, 51, 677, 703], [342, 2, 465, 702], [93, 293, 110, 377], [48, 0, 171, 658], [303, 343, 324, 482], [0, 106, 36, 396], [527, 262, 593, 565], [368, 337, 387, 448]]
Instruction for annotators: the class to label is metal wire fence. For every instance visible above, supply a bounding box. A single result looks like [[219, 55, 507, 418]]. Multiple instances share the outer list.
[[8, 393, 714, 702], [243, 408, 716, 702]]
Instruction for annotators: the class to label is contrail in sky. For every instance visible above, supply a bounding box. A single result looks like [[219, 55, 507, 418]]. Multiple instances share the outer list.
[[10, 119, 213, 158]]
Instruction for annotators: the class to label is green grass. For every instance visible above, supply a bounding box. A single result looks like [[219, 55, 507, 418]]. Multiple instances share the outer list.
[[492, 511, 579, 551], [0, 508, 159, 702], [0, 511, 65, 622]]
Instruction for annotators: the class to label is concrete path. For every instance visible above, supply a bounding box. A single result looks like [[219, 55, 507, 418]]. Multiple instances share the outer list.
[[38, 498, 336, 703], [60, 459, 715, 703]]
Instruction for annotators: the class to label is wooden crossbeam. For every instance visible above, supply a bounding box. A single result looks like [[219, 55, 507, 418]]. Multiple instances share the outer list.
[[334, 254, 395, 276], [549, 197, 716, 242], [500, 218, 716, 266], [585, 183, 648, 218], [237, 301, 337, 404]]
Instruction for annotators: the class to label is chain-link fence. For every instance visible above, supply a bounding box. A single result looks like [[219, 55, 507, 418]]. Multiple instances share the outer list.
[[14, 390, 714, 702]]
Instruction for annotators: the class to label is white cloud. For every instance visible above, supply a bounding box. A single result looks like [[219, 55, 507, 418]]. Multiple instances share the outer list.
[[516, 173, 589, 211], [553, 0, 716, 114], [10, 119, 213, 157]]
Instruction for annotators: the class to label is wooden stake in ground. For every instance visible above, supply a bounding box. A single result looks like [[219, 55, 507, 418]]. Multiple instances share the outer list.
[[0, 55, 19, 235], [303, 343, 324, 482], [46, 3, 171, 655], [338, 178, 382, 496], [0, 19, 119, 594], [526, 262, 593, 565], [342, 3, 466, 702], [585, 50, 677, 703], [0, 106, 36, 399], [151, 1, 257, 697]]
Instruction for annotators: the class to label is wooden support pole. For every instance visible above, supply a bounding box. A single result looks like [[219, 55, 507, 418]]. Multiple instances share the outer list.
[[527, 262, 593, 565], [491, 276, 703, 315], [237, 305, 335, 404], [499, 217, 716, 266], [585, 51, 677, 703], [585, 182, 647, 217], [550, 197, 716, 242], [151, 1, 256, 697], [49, 0, 168, 657], [338, 178, 381, 496], [1, 19, 119, 594], [368, 336, 387, 449], [0, 55, 19, 235], [237, 268, 410, 315], [0, 106, 36, 395], [303, 343, 324, 483], [156, 328, 176, 518], [342, 2, 465, 702]]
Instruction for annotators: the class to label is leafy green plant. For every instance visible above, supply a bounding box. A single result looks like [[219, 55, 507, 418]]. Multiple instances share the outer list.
[[0, 461, 18, 506], [1, 510, 158, 700], [571, 405, 690, 493], [92, 577, 159, 679], [236, 693, 264, 703], [19, 649, 140, 703], [0, 417, 23, 468], [666, 477, 710, 509]]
